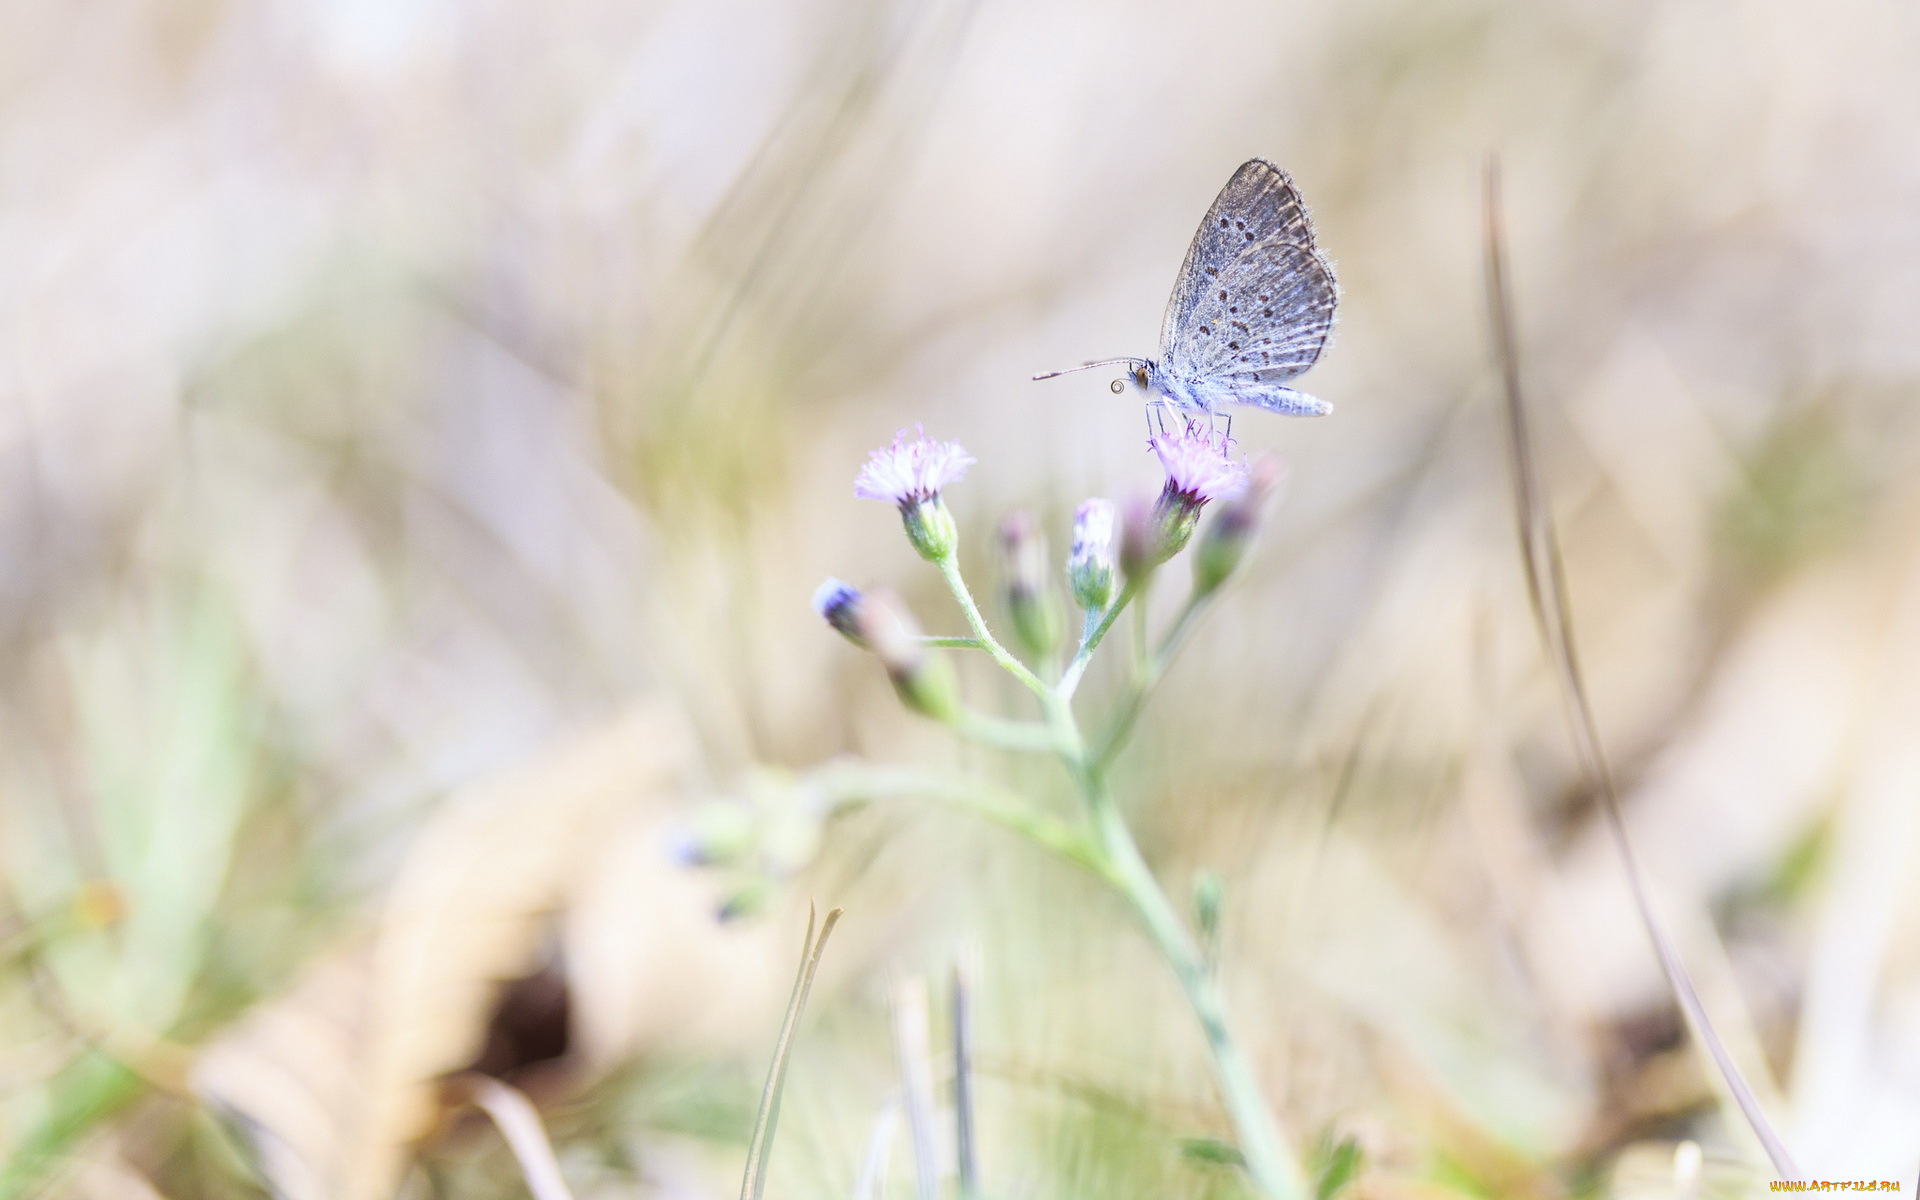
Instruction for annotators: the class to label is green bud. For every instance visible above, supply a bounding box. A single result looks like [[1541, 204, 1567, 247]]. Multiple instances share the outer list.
[[1067, 498, 1118, 611], [718, 878, 776, 921], [901, 496, 960, 562], [671, 802, 759, 867], [1194, 868, 1225, 973], [1119, 493, 1164, 583], [1194, 457, 1284, 596], [1150, 486, 1206, 560], [857, 589, 962, 723], [1000, 511, 1063, 658]]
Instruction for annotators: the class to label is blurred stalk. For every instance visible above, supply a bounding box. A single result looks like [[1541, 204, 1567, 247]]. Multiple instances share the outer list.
[[1483, 156, 1801, 1181], [952, 957, 978, 1198], [890, 977, 940, 1200], [455, 1075, 577, 1200], [742, 906, 844, 1200], [1079, 765, 1304, 1200]]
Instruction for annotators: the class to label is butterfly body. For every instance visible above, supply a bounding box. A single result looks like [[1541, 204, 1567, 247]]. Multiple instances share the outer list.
[[1037, 159, 1337, 417]]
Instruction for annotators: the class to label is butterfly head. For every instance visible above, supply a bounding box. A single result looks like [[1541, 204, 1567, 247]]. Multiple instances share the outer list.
[[1108, 360, 1154, 395]]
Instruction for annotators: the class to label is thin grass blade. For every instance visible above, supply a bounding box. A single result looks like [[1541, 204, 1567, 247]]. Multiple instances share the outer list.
[[952, 957, 978, 1197], [741, 903, 845, 1200], [851, 1099, 902, 1200], [1482, 156, 1801, 1180], [890, 976, 940, 1200], [460, 1075, 578, 1200]]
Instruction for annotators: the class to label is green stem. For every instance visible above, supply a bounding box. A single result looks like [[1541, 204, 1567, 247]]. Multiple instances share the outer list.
[[1058, 579, 1143, 699], [1082, 775, 1306, 1200], [955, 710, 1061, 753], [936, 558, 1051, 701], [919, 636, 984, 649], [808, 763, 1110, 882], [1092, 591, 1212, 769]]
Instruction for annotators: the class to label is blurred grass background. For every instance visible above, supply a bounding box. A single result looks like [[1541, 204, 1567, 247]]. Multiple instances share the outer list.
[[4, 0, 1920, 1195]]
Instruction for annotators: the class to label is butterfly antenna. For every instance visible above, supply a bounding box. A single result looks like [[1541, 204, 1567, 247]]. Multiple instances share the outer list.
[[1031, 357, 1149, 382]]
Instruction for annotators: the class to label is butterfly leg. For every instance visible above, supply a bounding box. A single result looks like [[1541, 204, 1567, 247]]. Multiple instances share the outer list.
[[1144, 399, 1172, 439]]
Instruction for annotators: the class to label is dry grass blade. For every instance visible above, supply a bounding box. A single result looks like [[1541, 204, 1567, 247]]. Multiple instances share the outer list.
[[454, 1075, 578, 1200], [1481, 157, 1802, 1179], [741, 904, 845, 1200], [890, 977, 940, 1200], [952, 959, 978, 1198], [851, 1099, 901, 1200]]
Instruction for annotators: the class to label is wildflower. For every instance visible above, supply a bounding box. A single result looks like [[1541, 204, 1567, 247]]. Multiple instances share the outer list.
[[1067, 498, 1118, 611], [1000, 511, 1062, 657], [855, 427, 975, 562], [812, 577, 867, 645], [1193, 456, 1285, 596], [855, 588, 961, 723], [1140, 420, 1248, 567]]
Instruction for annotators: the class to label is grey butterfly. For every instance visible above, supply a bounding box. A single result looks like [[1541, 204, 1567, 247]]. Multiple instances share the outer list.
[[1035, 159, 1337, 417]]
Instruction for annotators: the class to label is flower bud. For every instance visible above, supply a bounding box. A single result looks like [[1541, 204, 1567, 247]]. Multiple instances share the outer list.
[[1119, 493, 1161, 583], [667, 802, 759, 867], [1149, 487, 1206, 561], [812, 577, 868, 645], [1193, 456, 1285, 596], [1000, 511, 1063, 657], [1067, 499, 1118, 611], [718, 878, 776, 922], [901, 496, 960, 563], [856, 589, 961, 723]]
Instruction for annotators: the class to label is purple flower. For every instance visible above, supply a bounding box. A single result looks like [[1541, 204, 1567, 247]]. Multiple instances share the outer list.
[[855, 426, 975, 507], [1149, 420, 1249, 504], [855, 426, 973, 562], [1127, 420, 1250, 573], [1067, 498, 1118, 611]]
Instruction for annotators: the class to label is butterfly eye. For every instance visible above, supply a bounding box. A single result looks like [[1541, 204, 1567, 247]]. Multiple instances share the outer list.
[[1109, 379, 1125, 395], [1134, 366, 1149, 387]]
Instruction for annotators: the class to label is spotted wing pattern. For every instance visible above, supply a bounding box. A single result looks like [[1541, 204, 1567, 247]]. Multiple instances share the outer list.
[[1169, 240, 1336, 383], [1159, 159, 1317, 358]]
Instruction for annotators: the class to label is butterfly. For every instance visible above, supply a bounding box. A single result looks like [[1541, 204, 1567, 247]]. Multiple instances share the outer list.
[[1035, 159, 1337, 419]]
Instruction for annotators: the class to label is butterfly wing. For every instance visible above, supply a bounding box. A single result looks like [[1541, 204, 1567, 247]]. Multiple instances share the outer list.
[[1167, 238, 1337, 399], [1160, 159, 1317, 357]]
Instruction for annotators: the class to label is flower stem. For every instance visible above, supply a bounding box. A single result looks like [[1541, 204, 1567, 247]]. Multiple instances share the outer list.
[[1092, 591, 1212, 770], [955, 710, 1062, 753], [936, 557, 1051, 701], [1057, 579, 1142, 699], [807, 763, 1110, 881], [1081, 773, 1306, 1200]]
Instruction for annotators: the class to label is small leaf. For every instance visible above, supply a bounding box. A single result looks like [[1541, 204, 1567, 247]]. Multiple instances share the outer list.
[[1314, 1137, 1363, 1200], [1180, 1137, 1245, 1168]]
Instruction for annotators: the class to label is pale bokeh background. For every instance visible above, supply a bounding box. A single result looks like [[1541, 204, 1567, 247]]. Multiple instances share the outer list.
[[4, 0, 1920, 1195]]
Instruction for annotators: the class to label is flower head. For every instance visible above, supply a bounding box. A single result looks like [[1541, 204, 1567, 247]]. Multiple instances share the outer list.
[[855, 427, 974, 562], [812, 577, 867, 644], [1149, 420, 1249, 505], [855, 427, 975, 506], [1067, 498, 1118, 611], [1130, 420, 1249, 568]]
